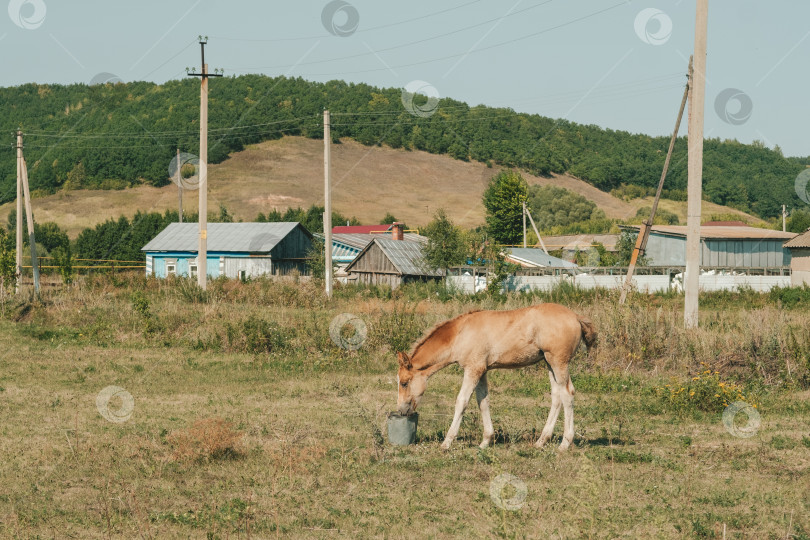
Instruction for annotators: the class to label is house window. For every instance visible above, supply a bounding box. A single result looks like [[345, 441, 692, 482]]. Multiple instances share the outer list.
[[189, 263, 198, 278], [166, 263, 176, 276]]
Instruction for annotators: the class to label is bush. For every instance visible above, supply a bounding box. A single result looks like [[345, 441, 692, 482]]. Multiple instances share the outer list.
[[167, 417, 245, 462], [656, 366, 760, 413]]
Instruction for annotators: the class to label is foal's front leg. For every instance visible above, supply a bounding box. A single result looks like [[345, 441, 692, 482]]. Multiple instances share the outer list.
[[441, 370, 481, 450]]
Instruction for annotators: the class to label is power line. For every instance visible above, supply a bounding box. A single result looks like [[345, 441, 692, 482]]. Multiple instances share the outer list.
[[210, 0, 484, 43], [224, 0, 555, 71], [224, 2, 625, 77]]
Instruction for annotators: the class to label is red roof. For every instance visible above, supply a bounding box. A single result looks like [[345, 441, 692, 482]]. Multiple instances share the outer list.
[[332, 224, 392, 234]]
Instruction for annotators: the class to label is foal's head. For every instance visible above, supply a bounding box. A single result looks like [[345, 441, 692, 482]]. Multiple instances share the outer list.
[[396, 351, 427, 415]]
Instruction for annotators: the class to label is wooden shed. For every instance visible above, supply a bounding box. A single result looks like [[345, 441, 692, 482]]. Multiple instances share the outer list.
[[783, 229, 810, 286], [344, 237, 441, 289]]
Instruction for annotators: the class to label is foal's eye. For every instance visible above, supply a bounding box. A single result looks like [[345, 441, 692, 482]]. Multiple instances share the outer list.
[[401, 381, 409, 388]]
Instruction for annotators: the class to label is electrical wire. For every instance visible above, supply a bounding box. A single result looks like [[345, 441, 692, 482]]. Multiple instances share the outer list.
[[224, 2, 625, 77], [210, 0, 484, 43], [224, 0, 556, 71]]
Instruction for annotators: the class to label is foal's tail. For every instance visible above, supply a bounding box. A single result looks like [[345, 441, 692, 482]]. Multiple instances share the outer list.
[[578, 315, 598, 359]]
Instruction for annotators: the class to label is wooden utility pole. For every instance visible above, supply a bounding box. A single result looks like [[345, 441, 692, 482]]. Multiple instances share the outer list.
[[15, 131, 22, 294], [323, 109, 333, 298], [177, 148, 183, 223], [522, 201, 527, 248], [188, 37, 222, 290], [524, 208, 549, 255], [685, 0, 708, 329], [619, 58, 691, 304]]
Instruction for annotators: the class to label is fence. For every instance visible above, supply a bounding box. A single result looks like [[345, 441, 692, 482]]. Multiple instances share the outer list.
[[446, 266, 793, 294]]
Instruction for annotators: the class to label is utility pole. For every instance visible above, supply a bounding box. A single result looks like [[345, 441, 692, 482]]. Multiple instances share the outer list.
[[524, 207, 549, 255], [685, 0, 708, 329], [177, 148, 183, 223], [782, 204, 787, 232], [20, 157, 40, 295], [619, 58, 691, 305], [522, 201, 527, 248], [323, 109, 333, 298], [187, 36, 222, 290], [15, 131, 22, 294]]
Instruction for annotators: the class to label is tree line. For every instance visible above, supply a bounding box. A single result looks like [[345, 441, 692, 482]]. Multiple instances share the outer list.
[[1, 75, 808, 219]]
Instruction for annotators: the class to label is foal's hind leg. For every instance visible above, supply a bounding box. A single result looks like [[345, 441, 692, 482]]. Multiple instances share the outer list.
[[535, 370, 562, 448], [441, 370, 481, 450], [558, 376, 575, 451], [475, 373, 495, 449]]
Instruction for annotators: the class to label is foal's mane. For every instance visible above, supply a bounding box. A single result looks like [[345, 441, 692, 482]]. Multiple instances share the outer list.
[[409, 309, 481, 357]]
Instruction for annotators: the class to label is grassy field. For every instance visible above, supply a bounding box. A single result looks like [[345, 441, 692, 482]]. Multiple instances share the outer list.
[[1, 275, 809, 538]]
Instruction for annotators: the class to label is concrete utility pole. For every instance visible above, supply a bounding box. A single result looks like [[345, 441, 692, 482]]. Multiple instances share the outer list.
[[20, 157, 40, 294], [188, 36, 222, 290], [177, 148, 183, 223], [782, 204, 787, 232], [323, 109, 333, 298], [685, 0, 708, 329], [15, 131, 22, 294]]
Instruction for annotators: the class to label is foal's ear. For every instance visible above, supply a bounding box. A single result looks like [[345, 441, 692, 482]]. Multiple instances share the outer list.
[[397, 351, 412, 370]]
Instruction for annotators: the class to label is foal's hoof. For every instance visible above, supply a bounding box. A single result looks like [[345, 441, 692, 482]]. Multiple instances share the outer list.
[[478, 440, 491, 449], [557, 441, 571, 452], [534, 437, 549, 449], [440, 441, 452, 451]]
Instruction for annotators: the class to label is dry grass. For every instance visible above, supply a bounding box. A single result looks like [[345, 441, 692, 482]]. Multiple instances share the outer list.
[[167, 417, 246, 462], [1, 136, 643, 237], [0, 275, 809, 538]]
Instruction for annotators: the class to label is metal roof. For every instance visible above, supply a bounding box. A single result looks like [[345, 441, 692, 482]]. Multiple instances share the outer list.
[[624, 225, 796, 240], [142, 222, 308, 253], [784, 229, 810, 249], [539, 234, 619, 251], [505, 248, 578, 268], [345, 238, 441, 276], [376, 238, 442, 276], [332, 224, 392, 234]]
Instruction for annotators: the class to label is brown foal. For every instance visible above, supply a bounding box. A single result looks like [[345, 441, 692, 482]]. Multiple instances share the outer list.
[[396, 303, 597, 451]]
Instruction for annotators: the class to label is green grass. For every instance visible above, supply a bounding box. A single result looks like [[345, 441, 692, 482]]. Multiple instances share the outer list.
[[0, 276, 809, 538]]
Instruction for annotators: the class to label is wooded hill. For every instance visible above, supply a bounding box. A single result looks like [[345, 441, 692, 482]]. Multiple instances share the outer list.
[[1, 75, 806, 218]]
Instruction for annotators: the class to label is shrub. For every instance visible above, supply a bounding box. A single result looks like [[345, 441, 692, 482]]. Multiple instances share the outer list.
[[167, 417, 245, 462], [656, 365, 760, 413]]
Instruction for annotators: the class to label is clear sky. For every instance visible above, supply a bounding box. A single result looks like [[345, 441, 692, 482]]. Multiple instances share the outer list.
[[3, 0, 808, 156]]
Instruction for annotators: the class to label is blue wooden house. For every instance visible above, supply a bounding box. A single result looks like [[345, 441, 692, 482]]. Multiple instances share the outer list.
[[142, 222, 312, 279]]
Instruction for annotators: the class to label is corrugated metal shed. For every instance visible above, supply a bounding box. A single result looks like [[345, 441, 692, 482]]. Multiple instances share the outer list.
[[633, 225, 796, 240], [505, 248, 578, 268], [142, 222, 306, 253], [621, 225, 794, 268]]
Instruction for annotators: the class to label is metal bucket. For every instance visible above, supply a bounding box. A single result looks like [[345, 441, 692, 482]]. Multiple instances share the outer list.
[[387, 412, 418, 445]]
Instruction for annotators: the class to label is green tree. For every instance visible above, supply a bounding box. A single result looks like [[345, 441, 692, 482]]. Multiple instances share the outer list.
[[482, 170, 528, 245], [615, 230, 647, 266], [527, 185, 602, 230], [421, 209, 466, 275], [0, 227, 15, 291], [787, 208, 810, 233]]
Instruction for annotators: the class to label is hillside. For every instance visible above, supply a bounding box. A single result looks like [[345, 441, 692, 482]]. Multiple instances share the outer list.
[[0, 75, 806, 220], [0, 136, 765, 237]]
